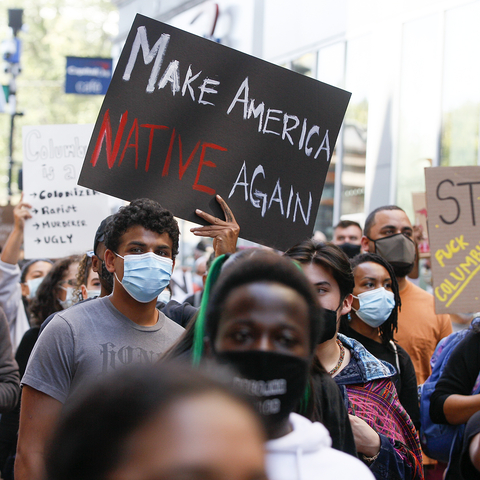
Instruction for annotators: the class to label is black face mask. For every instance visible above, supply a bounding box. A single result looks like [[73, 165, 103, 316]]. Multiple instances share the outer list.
[[338, 243, 361, 259], [390, 262, 414, 278], [214, 350, 309, 429], [369, 233, 416, 278], [98, 260, 114, 292], [319, 308, 338, 344]]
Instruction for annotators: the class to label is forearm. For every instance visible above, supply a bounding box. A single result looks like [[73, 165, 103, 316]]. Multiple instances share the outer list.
[[470, 433, 480, 473], [15, 412, 47, 480], [15, 386, 62, 480], [0, 378, 20, 413], [368, 434, 423, 480], [444, 393, 480, 425], [14, 448, 46, 480], [1, 228, 23, 266]]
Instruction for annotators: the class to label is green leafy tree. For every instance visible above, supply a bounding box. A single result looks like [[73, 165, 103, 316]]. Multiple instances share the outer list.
[[441, 101, 480, 167], [0, 0, 116, 203]]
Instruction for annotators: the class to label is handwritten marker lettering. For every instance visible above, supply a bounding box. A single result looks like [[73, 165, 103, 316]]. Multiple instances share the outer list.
[[90, 109, 227, 196], [227, 77, 331, 161], [228, 161, 312, 226], [436, 179, 480, 226], [434, 240, 480, 307], [435, 236, 470, 268], [24, 129, 88, 162], [122, 26, 221, 106]]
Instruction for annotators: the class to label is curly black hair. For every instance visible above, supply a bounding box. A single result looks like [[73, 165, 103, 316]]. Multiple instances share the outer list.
[[347, 252, 401, 345], [29, 255, 81, 326], [104, 199, 179, 258], [72, 253, 94, 303]]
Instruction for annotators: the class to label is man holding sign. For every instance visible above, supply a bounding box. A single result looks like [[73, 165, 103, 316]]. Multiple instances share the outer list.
[[16, 195, 239, 480]]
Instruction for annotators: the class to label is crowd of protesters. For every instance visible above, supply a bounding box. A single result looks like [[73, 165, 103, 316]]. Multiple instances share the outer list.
[[0, 191, 478, 480]]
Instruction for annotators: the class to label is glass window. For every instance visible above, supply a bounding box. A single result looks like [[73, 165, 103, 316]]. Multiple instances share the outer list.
[[291, 52, 316, 78], [342, 35, 370, 218], [313, 43, 345, 238], [317, 43, 345, 89], [441, 1, 480, 166], [397, 13, 441, 218]]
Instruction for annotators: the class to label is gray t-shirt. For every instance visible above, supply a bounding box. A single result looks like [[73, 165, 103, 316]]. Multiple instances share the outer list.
[[22, 296, 184, 403]]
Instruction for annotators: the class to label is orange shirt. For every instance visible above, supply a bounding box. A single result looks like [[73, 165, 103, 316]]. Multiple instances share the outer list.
[[396, 280, 452, 386]]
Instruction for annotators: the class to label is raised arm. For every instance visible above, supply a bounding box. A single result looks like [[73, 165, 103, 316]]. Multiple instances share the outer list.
[[1, 194, 32, 266], [190, 194, 240, 257], [0, 196, 33, 338]]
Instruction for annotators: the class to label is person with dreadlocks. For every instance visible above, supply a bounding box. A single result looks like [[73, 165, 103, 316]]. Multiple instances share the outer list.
[[185, 250, 373, 480], [339, 252, 419, 430]]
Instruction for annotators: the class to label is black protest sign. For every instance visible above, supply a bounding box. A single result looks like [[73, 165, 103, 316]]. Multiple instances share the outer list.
[[78, 14, 351, 251]]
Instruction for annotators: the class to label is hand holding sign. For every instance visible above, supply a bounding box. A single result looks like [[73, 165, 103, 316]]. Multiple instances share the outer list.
[[191, 194, 240, 256]]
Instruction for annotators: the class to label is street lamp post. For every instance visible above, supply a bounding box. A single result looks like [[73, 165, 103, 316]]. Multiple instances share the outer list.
[[4, 8, 23, 199]]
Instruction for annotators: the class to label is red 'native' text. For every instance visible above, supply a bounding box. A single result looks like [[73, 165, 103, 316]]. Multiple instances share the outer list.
[[89, 109, 227, 195]]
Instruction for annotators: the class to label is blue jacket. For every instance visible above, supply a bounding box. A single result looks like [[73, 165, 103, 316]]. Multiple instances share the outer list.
[[331, 334, 423, 480]]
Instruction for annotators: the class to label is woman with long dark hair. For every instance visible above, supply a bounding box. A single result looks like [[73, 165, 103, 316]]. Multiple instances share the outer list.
[[284, 240, 423, 480], [29, 255, 80, 327]]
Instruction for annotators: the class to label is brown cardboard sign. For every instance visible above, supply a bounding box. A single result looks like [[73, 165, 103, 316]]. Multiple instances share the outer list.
[[77, 14, 351, 251], [425, 166, 480, 314], [412, 191, 430, 257]]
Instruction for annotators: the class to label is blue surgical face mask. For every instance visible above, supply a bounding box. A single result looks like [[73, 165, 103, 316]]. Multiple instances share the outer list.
[[86, 289, 100, 299], [58, 286, 76, 309], [352, 287, 395, 328], [157, 289, 171, 305], [26, 277, 44, 300], [114, 252, 173, 303]]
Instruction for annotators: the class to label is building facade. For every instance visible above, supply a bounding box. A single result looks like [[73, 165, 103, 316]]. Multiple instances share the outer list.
[[113, 0, 480, 237]]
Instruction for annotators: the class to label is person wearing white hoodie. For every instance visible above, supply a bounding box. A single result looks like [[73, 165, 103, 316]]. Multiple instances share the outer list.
[[196, 250, 374, 480], [266, 411, 370, 480]]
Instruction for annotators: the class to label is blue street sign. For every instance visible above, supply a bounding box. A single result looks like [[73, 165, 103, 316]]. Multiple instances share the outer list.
[[2, 38, 21, 64], [65, 57, 112, 95]]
